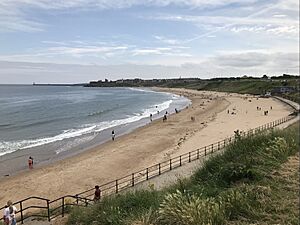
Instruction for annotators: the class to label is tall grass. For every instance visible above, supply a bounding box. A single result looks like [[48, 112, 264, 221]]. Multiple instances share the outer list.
[[67, 123, 299, 225]]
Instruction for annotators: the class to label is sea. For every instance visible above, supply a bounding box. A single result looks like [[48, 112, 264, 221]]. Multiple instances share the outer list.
[[0, 85, 190, 160]]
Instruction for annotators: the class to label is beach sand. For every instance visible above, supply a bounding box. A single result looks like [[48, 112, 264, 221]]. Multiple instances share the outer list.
[[0, 88, 294, 207]]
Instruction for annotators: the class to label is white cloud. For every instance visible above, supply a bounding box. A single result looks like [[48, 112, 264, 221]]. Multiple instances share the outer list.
[[1, 0, 260, 10], [272, 14, 287, 18], [230, 25, 298, 35], [154, 35, 182, 45], [0, 4, 44, 32], [0, 0, 263, 32], [0, 50, 298, 84]]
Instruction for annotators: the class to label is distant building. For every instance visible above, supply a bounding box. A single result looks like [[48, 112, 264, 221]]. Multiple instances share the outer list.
[[272, 86, 295, 94]]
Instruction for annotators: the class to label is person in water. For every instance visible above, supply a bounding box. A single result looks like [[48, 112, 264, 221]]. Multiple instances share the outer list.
[[28, 156, 33, 169], [112, 130, 115, 141]]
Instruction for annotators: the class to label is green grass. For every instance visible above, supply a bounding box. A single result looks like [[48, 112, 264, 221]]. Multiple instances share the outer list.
[[161, 78, 299, 102], [67, 123, 299, 225]]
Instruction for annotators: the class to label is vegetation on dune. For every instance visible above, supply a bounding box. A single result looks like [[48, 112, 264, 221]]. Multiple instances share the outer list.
[[87, 75, 300, 102], [67, 123, 299, 225]]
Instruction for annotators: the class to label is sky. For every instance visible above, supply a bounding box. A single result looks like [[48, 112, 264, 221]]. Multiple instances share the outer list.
[[0, 0, 299, 84]]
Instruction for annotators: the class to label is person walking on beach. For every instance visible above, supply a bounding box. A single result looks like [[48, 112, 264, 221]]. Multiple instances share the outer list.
[[3, 200, 17, 225], [28, 156, 33, 169], [93, 185, 101, 202], [111, 130, 115, 141], [150, 114, 153, 122], [163, 114, 167, 122]]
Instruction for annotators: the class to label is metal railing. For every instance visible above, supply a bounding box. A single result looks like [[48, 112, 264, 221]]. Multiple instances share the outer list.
[[0, 104, 298, 224], [73, 115, 296, 201]]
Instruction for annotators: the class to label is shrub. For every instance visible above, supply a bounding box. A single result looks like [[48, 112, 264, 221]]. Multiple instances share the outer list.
[[159, 190, 225, 225], [218, 163, 260, 184]]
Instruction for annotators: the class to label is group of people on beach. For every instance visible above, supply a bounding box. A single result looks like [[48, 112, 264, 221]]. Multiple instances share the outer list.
[[2, 201, 17, 225]]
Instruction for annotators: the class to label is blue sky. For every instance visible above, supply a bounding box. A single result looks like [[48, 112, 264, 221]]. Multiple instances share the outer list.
[[0, 0, 299, 83]]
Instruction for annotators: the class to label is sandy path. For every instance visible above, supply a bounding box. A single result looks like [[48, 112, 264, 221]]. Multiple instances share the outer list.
[[0, 89, 293, 207]]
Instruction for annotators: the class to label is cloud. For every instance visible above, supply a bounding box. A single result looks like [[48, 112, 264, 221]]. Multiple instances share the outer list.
[[1, 0, 260, 10], [0, 0, 263, 32], [0, 4, 44, 32], [1, 50, 298, 84], [154, 35, 183, 45], [230, 25, 298, 35]]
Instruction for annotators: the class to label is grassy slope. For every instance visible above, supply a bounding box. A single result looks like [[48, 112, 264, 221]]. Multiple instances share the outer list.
[[67, 123, 299, 225], [160, 79, 299, 103]]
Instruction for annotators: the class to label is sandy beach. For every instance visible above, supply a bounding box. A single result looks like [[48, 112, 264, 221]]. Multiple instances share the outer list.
[[0, 88, 294, 207]]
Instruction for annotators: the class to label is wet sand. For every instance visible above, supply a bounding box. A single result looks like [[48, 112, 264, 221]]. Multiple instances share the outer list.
[[0, 88, 294, 207]]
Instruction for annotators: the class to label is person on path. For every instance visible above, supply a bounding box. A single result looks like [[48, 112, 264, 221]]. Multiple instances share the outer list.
[[3, 201, 17, 225], [94, 185, 101, 202]]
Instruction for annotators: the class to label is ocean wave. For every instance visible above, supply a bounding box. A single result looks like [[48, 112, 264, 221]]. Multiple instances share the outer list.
[[88, 105, 123, 117], [127, 87, 156, 93], [88, 109, 108, 117], [0, 123, 12, 128], [0, 99, 174, 156], [0, 125, 97, 156], [92, 99, 172, 132]]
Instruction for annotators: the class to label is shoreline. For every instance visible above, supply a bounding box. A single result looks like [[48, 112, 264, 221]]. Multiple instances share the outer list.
[[0, 88, 190, 177], [0, 88, 294, 207]]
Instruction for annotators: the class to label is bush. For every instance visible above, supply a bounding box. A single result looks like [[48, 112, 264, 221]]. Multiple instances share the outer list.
[[218, 163, 259, 184], [159, 190, 225, 225]]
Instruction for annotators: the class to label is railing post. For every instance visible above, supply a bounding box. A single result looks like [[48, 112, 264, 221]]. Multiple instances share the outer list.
[[218, 142, 220, 150], [179, 156, 182, 166], [211, 144, 214, 153], [205, 146, 206, 156], [188, 152, 191, 162], [47, 200, 50, 222], [158, 163, 161, 175], [170, 159, 172, 170], [132, 173, 135, 187], [115, 180, 118, 193], [224, 140, 225, 147], [20, 201, 24, 224], [197, 149, 199, 159], [62, 197, 65, 217], [146, 168, 149, 180]]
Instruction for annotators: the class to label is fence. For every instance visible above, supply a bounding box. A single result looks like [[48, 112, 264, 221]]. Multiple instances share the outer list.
[[0, 113, 298, 224]]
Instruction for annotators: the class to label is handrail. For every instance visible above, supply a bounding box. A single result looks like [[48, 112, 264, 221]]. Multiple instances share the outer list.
[[1, 97, 298, 224]]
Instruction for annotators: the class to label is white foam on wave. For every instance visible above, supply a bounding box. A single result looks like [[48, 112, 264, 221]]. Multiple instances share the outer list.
[[127, 87, 156, 93], [0, 99, 174, 156], [0, 125, 96, 156], [93, 99, 172, 132]]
